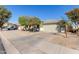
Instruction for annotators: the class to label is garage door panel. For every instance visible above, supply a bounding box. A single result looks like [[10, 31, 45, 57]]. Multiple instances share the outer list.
[[43, 25, 58, 33]]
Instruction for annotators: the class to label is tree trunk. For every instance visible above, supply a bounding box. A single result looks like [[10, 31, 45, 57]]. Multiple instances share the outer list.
[[65, 25, 67, 38]]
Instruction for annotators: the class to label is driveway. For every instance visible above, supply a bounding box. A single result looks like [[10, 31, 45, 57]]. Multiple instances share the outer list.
[[0, 30, 79, 54]]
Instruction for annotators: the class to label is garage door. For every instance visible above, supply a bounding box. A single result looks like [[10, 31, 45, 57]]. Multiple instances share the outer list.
[[43, 24, 58, 33]]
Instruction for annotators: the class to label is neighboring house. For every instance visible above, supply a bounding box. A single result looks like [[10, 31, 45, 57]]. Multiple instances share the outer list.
[[40, 20, 60, 33]]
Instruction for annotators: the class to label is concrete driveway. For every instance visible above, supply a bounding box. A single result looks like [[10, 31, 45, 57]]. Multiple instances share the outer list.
[[0, 30, 79, 54]]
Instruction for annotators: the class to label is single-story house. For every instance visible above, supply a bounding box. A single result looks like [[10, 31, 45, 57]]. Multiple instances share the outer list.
[[40, 20, 65, 33]]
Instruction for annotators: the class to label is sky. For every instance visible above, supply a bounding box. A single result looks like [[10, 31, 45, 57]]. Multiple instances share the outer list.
[[5, 5, 79, 24]]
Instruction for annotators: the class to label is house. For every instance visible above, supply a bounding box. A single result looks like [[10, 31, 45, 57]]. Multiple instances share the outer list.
[[40, 20, 61, 33]]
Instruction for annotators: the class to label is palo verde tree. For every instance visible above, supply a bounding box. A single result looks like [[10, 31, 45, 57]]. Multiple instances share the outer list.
[[0, 6, 12, 28]]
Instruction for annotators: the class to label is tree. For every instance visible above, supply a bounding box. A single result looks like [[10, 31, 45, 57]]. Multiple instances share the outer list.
[[28, 17, 41, 26], [58, 19, 68, 38], [0, 6, 12, 28], [28, 16, 41, 32], [18, 16, 41, 26], [18, 16, 41, 31], [65, 8, 79, 32], [18, 16, 29, 26]]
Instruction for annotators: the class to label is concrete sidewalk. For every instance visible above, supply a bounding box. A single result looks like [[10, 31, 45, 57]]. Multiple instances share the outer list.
[[0, 30, 79, 54]]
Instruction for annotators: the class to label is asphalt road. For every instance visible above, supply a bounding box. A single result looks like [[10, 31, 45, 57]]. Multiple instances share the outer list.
[[0, 38, 6, 54]]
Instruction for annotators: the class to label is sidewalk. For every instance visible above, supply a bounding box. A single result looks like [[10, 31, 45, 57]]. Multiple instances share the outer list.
[[0, 30, 79, 54]]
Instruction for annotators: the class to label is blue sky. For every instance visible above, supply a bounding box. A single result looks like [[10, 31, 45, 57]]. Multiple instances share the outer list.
[[5, 5, 79, 24]]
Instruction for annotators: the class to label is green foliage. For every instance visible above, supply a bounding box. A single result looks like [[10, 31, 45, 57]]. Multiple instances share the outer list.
[[28, 17, 41, 26], [0, 6, 12, 27], [58, 19, 67, 27], [66, 8, 79, 30], [18, 16, 41, 26], [66, 8, 79, 22], [18, 16, 29, 26]]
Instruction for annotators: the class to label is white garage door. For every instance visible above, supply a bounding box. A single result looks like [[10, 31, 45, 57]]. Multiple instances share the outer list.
[[43, 24, 58, 33]]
